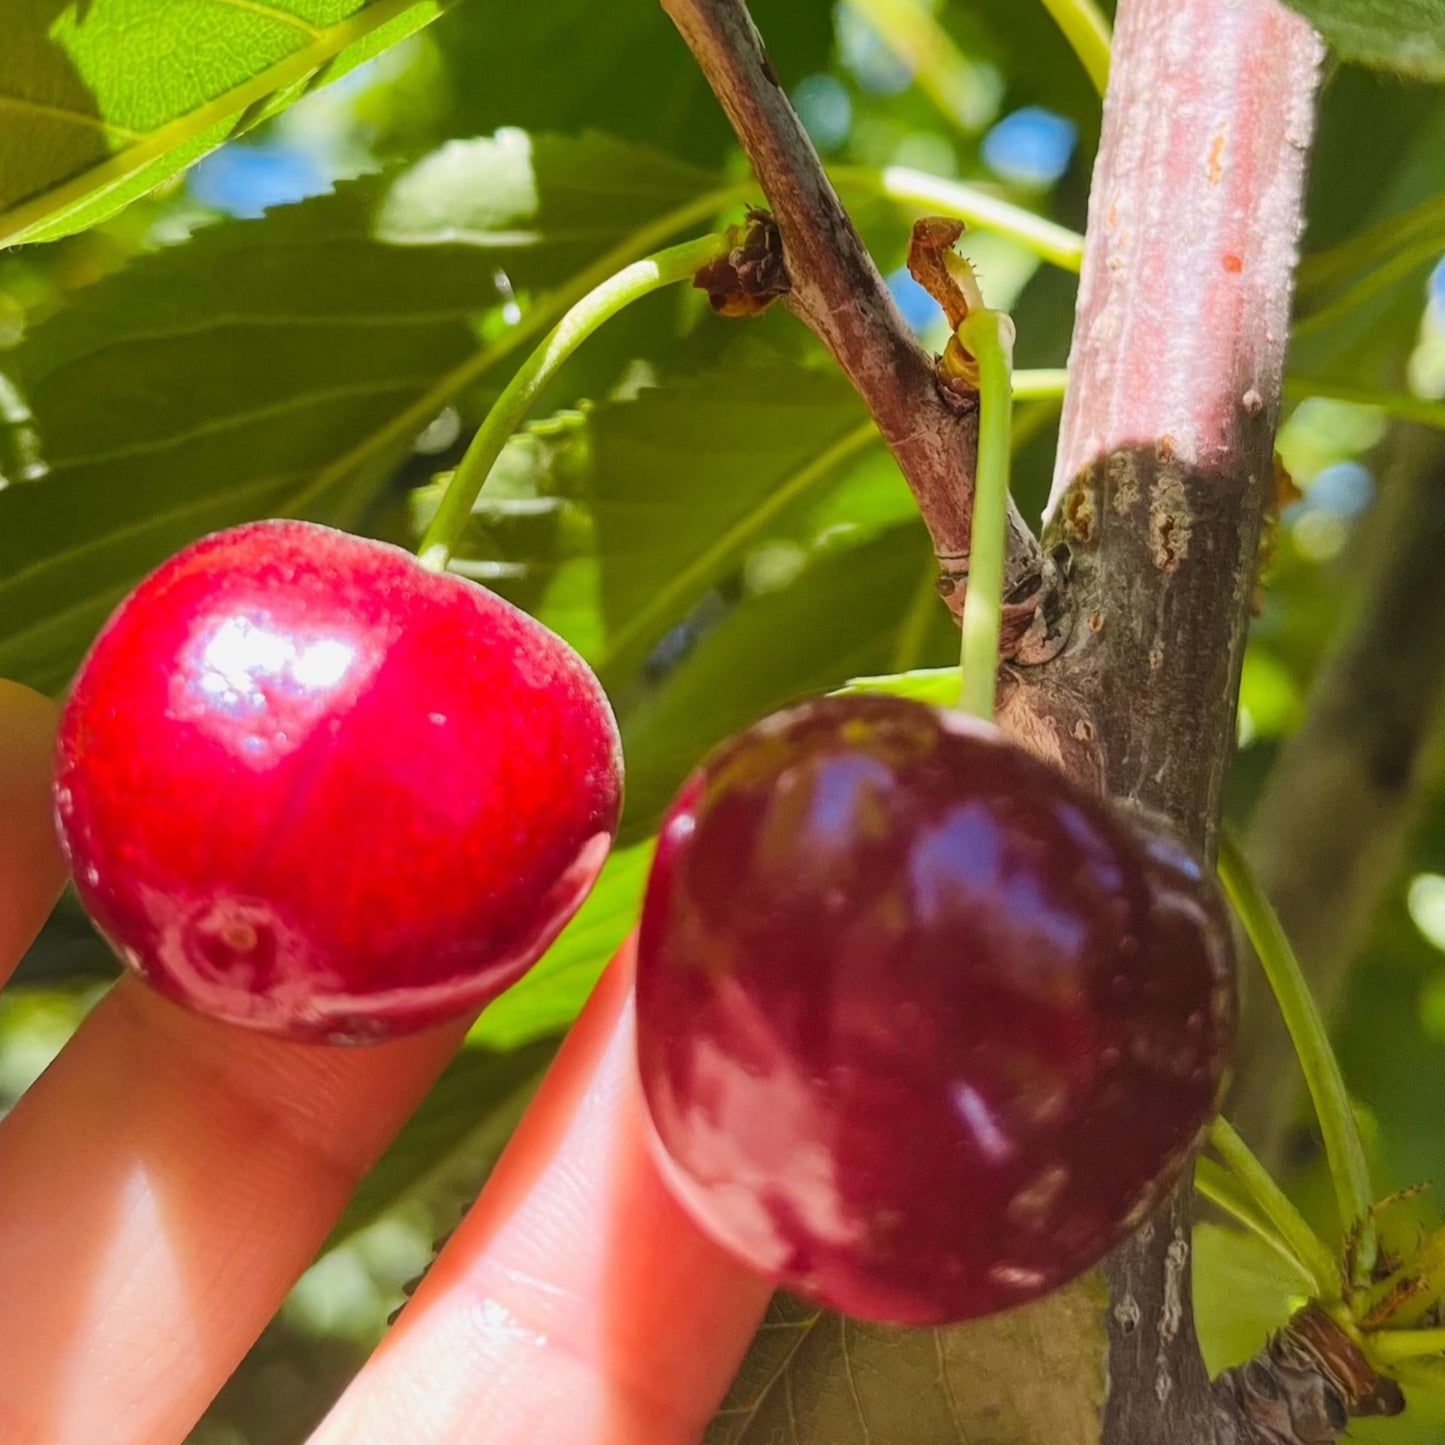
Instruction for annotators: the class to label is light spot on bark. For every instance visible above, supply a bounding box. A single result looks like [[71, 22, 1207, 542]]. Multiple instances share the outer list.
[[1110, 455, 1141, 515], [1208, 130, 1227, 186], [1064, 482, 1097, 544], [1242, 387, 1263, 415], [996, 690, 1067, 768], [1149, 474, 1192, 572], [1160, 1234, 1189, 1343]]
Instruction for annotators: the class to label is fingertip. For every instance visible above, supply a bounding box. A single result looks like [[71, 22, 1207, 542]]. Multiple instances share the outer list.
[[311, 942, 772, 1445]]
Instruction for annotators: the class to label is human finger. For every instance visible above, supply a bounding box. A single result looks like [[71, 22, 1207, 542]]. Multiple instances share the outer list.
[[308, 941, 772, 1445], [0, 977, 467, 1445]]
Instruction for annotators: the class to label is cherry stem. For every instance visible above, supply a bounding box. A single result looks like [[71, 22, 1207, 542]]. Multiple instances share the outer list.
[[1013, 368, 1069, 401], [1194, 1153, 1322, 1295], [417, 234, 728, 572], [1284, 376, 1445, 434], [1037, 0, 1113, 95], [956, 308, 1016, 720], [1208, 1115, 1340, 1301], [1368, 1327, 1445, 1363], [1218, 829, 1377, 1284], [838, 168, 1084, 272]]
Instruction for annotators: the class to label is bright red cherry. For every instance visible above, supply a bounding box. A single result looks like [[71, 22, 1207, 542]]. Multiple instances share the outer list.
[[55, 520, 622, 1043], [635, 694, 1234, 1325]]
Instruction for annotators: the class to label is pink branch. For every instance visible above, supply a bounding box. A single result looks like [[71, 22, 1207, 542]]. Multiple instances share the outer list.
[[1053, 0, 1322, 514]]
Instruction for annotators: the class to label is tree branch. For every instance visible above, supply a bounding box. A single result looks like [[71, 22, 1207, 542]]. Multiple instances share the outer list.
[[1031, 0, 1324, 1439], [669, 0, 1325, 1439], [658, 0, 1069, 662], [1232, 429, 1445, 1161]]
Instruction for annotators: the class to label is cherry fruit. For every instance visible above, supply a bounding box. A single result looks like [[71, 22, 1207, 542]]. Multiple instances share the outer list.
[[56, 520, 622, 1043], [635, 694, 1234, 1325]]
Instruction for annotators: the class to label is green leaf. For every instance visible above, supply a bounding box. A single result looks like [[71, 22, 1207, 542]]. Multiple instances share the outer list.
[[467, 839, 652, 1051], [836, 666, 962, 707], [433, 0, 834, 166], [1281, 0, 1445, 79], [0, 131, 719, 694], [620, 523, 941, 834], [707, 1279, 1107, 1444], [0, 0, 462, 247], [1192, 1222, 1303, 1375], [588, 367, 884, 682]]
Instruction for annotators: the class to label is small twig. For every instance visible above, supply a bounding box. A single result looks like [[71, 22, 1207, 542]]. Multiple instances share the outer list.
[[657, 0, 1069, 662], [417, 235, 728, 571]]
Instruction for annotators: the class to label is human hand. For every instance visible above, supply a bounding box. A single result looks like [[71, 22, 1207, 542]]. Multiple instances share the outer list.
[[0, 679, 770, 1444]]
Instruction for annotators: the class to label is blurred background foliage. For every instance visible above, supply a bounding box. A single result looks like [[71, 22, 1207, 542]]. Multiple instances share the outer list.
[[3, 0, 1445, 1439]]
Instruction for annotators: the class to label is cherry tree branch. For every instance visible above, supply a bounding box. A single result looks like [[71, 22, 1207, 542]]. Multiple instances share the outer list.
[[1032, 1, 1325, 1439], [657, 0, 1069, 661]]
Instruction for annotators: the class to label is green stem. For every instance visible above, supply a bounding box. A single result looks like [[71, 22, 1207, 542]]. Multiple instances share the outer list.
[[283, 175, 1076, 523], [1013, 368, 1069, 401], [1036, 0, 1112, 95], [285, 188, 751, 519], [417, 235, 726, 571], [955, 309, 1015, 720], [843, 0, 999, 132], [1209, 1115, 1341, 1301], [1285, 376, 1445, 434], [1367, 1328, 1445, 1363], [1218, 829, 1376, 1283], [833, 166, 1085, 272], [1195, 1154, 1323, 1294]]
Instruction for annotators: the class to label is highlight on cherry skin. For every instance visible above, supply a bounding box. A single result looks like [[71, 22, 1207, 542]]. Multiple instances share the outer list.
[[634, 694, 1236, 1326], [54, 520, 623, 1044]]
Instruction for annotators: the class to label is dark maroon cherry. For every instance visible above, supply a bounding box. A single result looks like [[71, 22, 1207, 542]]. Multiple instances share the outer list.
[[635, 694, 1234, 1325], [55, 520, 622, 1043]]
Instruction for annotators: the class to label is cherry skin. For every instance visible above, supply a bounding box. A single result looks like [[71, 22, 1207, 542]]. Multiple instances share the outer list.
[[55, 520, 622, 1043], [635, 694, 1235, 1325]]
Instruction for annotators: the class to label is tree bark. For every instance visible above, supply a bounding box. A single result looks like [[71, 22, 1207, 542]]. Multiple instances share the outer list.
[[657, 0, 1070, 663], [1037, 1, 1323, 1439], [668, 0, 1325, 1437]]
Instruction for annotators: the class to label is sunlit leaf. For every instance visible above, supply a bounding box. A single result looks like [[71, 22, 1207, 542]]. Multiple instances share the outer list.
[[0, 131, 719, 693], [0, 0, 459, 247]]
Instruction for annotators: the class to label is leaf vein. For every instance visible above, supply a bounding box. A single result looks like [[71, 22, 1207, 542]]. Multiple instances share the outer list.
[[205, 0, 327, 38], [0, 0, 461, 247], [710, 1306, 822, 1440], [49, 376, 435, 471], [0, 94, 142, 142], [0, 472, 307, 599]]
